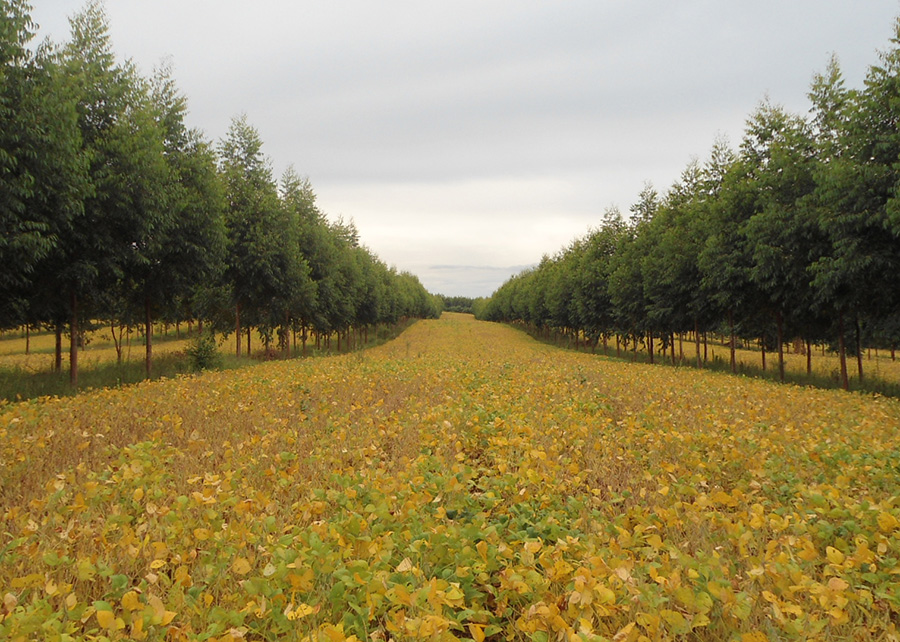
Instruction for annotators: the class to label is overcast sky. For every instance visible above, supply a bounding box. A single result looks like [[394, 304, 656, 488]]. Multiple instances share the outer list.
[[31, 1, 900, 297]]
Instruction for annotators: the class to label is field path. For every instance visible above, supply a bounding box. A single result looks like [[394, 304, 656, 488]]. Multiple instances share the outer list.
[[2, 313, 899, 640]]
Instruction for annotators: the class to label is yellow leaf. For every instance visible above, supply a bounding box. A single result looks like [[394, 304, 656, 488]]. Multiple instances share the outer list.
[[396, 557, 414, 573], [826, 546, 845, 566], [286, 602, 318, 620], [150, 559, 166, 570], [232, 557, 252, 575], [468, 623, 486, 642], [121, 591, 141, 611], [148, 594, 166, 618], [827, 577, 849, 591], [133, 487, 144, 502], [877, 511, 899, 533], [96, 608, 116, 629], [193, 528, 211, 541]]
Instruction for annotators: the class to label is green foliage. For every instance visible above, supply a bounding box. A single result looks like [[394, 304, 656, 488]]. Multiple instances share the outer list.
[[186, 331, 222, 372], [481, 13, 900, 390]]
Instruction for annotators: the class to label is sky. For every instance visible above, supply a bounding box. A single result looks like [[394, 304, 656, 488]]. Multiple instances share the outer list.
[[30, 1, 900, 297]]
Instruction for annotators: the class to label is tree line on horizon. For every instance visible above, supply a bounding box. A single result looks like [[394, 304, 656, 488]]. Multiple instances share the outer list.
[[476, 18, 900, 391], [1, 0, 441, 387]]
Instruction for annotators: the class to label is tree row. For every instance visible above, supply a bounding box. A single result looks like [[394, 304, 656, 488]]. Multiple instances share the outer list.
[[477, 20, 900, 390], [1, 1, 440, 387]]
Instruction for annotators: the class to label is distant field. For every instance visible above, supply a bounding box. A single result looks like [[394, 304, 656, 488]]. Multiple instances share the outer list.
[[0, 326, 193, 373], [2, 313, 898, 640]]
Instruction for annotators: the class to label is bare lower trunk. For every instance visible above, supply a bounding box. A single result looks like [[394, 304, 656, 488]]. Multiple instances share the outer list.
[[25, 325, 29, 355], [855, 319, 864, 382], [694, 320, 701, 368], [235, 304, 242, 358], [111, 321, 122, 364], [838, 311, 849, 390], [69, 291, 78, 388], [776, 310, 784, 383], [806, 338, 812, 376], [145, 296, 153, 377], [728, 310, 736, 373], [55, 322, 62, 372], [648, 331, 654, 364], [761, 337, 766, 372]]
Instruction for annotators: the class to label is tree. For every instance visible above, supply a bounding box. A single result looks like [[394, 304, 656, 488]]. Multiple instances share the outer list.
[[220, 114, 309, 356], [55, 0, 170, 387], [0, 0, 86, 329]]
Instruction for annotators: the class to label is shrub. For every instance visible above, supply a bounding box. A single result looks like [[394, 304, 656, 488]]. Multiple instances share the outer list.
[[187, 331, 222, 371]]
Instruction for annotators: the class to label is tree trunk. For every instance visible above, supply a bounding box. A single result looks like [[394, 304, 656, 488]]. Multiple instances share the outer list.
[[694, 320, 701, 368], [69, 291, 78, 389], [145, 295, 153, 378], [776, 310, 784, 383], [761, 337, 766, 372], [111, 321, 122, 364], [648, 331, 654, 364], [806, 338, 812, 376], [615, 334, 620, 358], [703, 332, 708, 363], [235, 304, 242, 358], [837, 311, 849, 390], [25, 325, 29, 355], [671, 333, 676, 365], [728, 310, 736, 373], [855, 319, 864, 382], [55, 322, 62, 372], [302, 325, 308, 357], [247, 326, 251, 356]]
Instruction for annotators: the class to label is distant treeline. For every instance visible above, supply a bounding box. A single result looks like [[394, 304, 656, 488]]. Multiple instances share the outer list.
[[436, 295, 488, 314], [477, 18, 900, 390], [1, 1, 441, 387]]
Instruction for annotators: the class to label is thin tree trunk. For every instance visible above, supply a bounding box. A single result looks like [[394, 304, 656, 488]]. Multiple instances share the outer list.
[[761, 337, 766, 372], [806, 338, 812, 376], [671, 333, 676, 365], [247, 326, 251, 356], [776, 310, 784, 383], [235, 304, 242, 358], [111, 321, 122, 364], [694, 320, 701, 368], [70, 291, 78, 389], [838, 311, 849, 390], [703, 332, 708, 363], [25, 325, 29, 355], [855, 319, 864, 382], [145, 296, 153, 377], [728, 310, 736, 373], [648, 331, 654, 364], [615, 333, 620, 358], [55, 322, 62, 372]]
